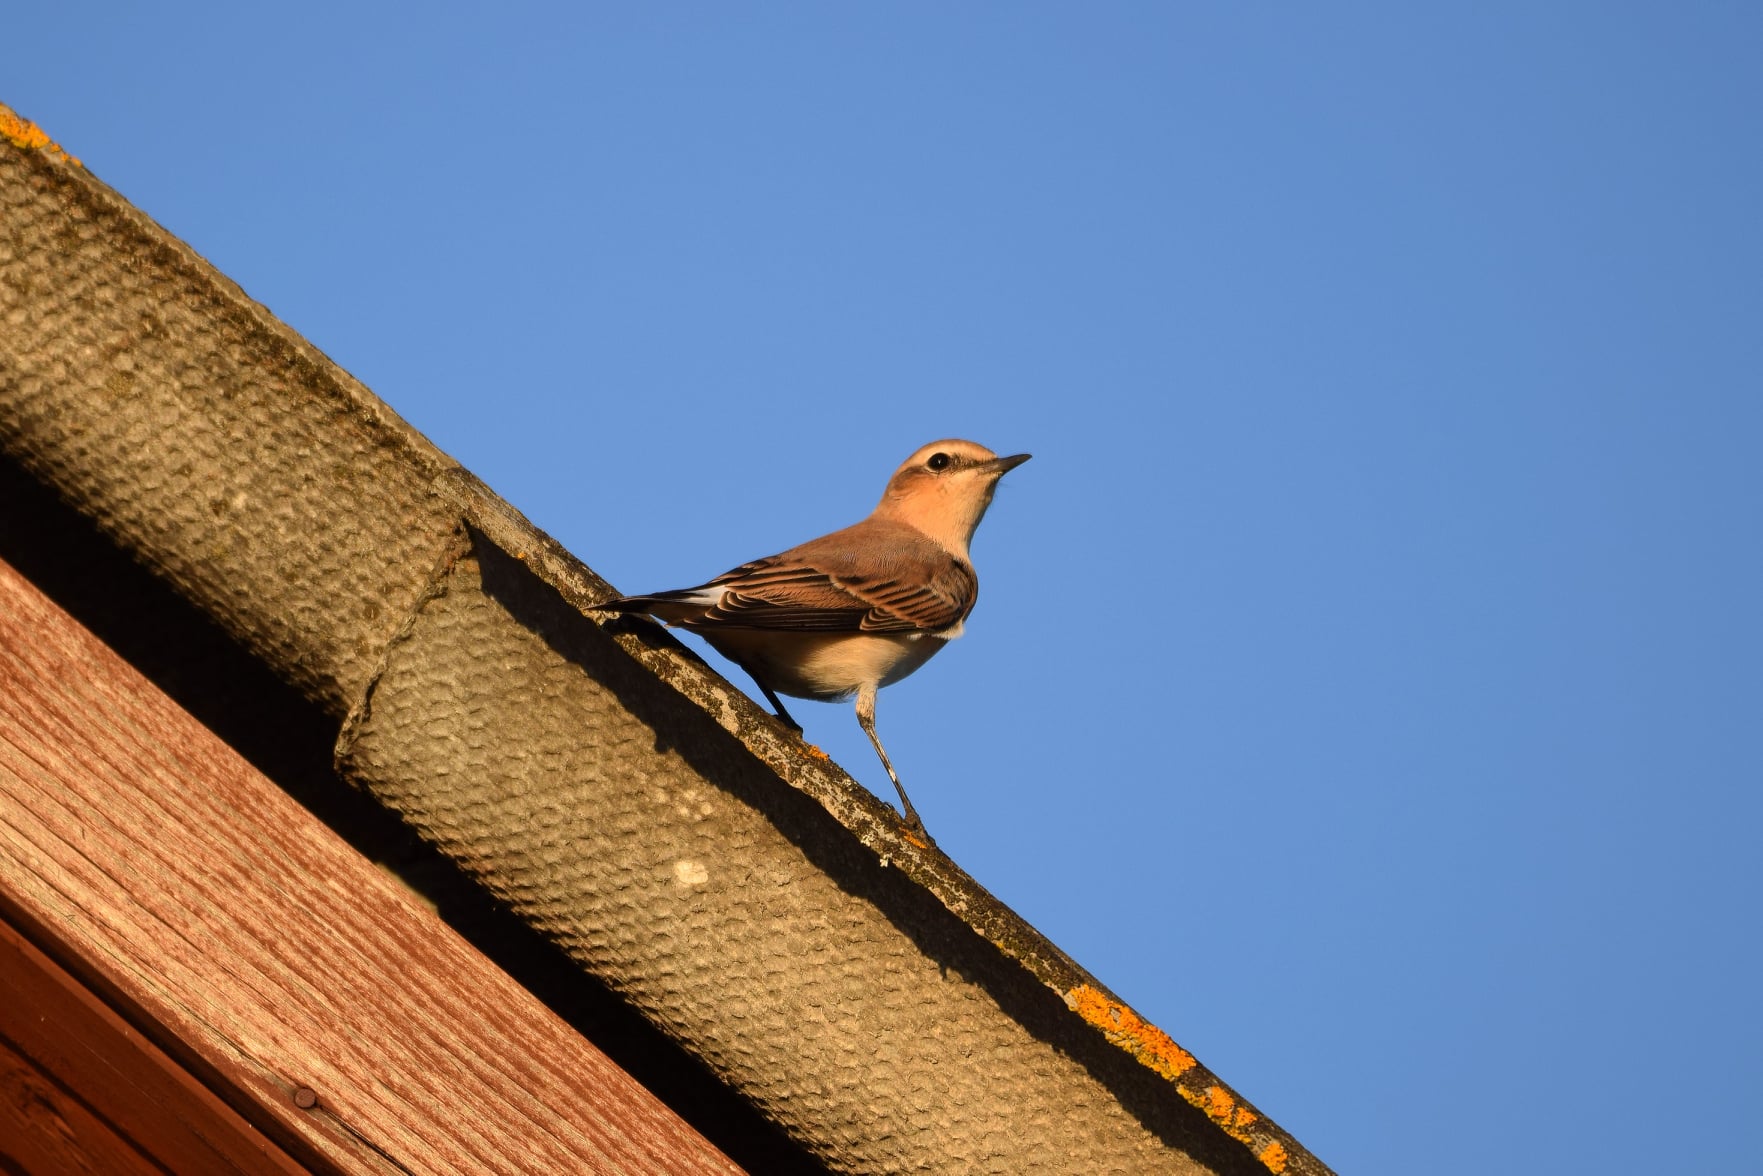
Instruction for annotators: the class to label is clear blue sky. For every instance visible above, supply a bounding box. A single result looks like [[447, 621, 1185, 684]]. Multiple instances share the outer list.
[[11, 5, 1761, 1172]]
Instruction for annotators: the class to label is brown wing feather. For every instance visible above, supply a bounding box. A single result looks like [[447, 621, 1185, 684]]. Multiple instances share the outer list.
[[693, 521, 977, 634]]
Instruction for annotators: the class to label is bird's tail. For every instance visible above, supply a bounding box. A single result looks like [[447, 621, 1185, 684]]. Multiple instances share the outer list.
[[592, 593, 653, 614], [592, 587, 720, 624]]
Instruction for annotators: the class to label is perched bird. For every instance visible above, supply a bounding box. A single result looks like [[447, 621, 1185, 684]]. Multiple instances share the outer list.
[[597, 439, 1030, 835]]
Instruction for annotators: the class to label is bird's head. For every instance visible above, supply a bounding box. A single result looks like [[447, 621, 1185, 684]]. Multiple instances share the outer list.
[[873, 439, 1031, 557]]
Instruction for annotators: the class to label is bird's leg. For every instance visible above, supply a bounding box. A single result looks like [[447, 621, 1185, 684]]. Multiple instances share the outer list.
[[855, 686, 928, 837], [731, 659, 803, 732], [758, 682, 803, 733]]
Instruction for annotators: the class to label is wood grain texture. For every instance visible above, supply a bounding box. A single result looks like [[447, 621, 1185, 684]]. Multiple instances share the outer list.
[[1, 1033, 162, 1176], [1, 912, 313, 1175], [0, 556, 743, 1176]]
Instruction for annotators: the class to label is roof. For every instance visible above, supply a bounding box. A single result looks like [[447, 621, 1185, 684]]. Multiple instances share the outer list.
[[0, 556, 739, 1174], [1, 102, 1330, 1175]]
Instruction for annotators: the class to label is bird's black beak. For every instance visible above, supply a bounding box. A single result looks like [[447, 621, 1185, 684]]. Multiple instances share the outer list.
[[987, 453, 1032, 475]]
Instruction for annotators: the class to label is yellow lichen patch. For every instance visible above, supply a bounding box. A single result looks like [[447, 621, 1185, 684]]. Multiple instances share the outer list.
[[1066, 984, 1291, 1172], [802, 743, 830, 761], [1170, 1082, 1271, 1151], [0, 110, 49, 149], [0, 106, 81, 166], [1066, 984, 1197, 1080]]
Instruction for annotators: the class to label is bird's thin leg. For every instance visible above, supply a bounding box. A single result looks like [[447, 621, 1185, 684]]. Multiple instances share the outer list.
[[758, 682, 803, 732], [731, 660, 802, 732], [855, 686, 927, 836]]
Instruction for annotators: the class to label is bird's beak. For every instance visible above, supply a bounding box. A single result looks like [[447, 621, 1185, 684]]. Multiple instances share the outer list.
[[987, 453, 1032, 476]]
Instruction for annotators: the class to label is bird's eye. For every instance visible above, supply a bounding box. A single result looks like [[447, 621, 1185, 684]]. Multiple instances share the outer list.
[[927, 452, 952, 471]]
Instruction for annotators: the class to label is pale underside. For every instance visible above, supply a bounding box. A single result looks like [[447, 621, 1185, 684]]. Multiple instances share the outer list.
[[695, 627, 952, 702]]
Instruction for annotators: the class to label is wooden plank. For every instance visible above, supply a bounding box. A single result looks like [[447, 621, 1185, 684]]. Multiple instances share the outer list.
[[0, 556, 744, 1176], [0, 911, 314, 1174], [1, 1033, 163, 1176]]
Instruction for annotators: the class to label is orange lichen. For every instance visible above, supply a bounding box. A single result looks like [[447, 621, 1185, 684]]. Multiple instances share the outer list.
[[802, 743, 829, 761], [1066, 984, 1197, 1080], [0, 106, 81, 166], [0, 110, 49, 149], [1064, 992, 1290, 1172]]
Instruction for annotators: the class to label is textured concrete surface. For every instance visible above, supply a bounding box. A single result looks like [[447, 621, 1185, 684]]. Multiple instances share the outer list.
[[340, 535, 1218, 1173], [0, 106, 459, 717], [0, 102, 1329, 1175]]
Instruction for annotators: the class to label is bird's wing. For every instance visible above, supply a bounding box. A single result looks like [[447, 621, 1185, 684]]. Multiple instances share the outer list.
[[692, 522, 978, 634]]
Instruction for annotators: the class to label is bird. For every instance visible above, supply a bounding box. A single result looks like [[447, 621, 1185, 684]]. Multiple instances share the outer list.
[[595, 439, 1030, 836]]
